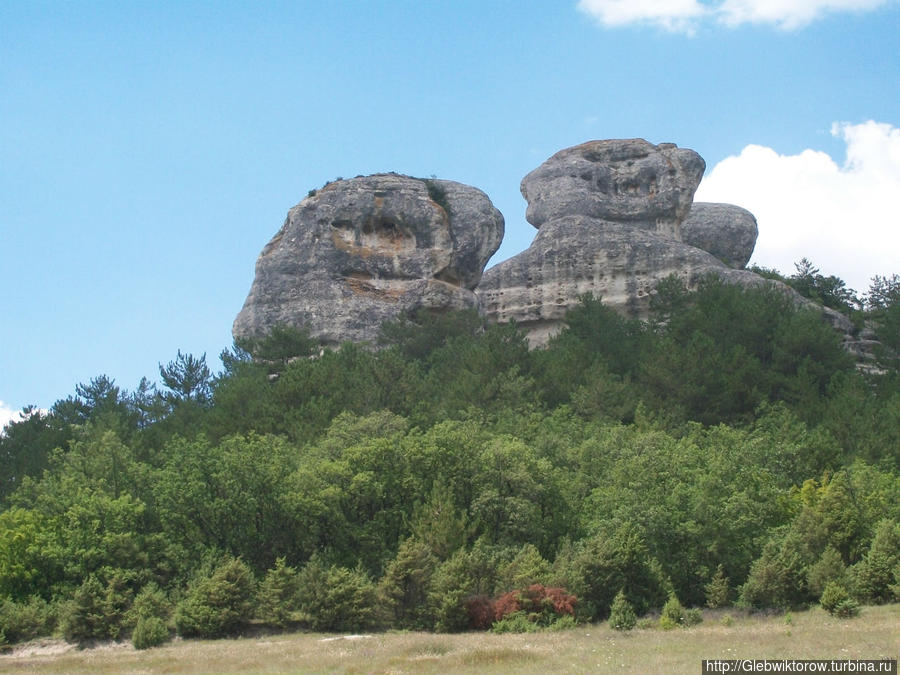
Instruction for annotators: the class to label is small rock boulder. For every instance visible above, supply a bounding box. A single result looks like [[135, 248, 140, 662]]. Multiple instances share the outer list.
[[681, 202, 758, 269], [233, 174, 504, 346]]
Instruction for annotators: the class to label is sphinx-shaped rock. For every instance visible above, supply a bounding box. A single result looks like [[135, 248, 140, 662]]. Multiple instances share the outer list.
[[234, 174, 504, 346], [477, 139, 852, 346], [681, 202, 758, 269]]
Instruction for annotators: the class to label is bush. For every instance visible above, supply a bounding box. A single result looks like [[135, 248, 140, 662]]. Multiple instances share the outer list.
[[659, 594, 685, 630], [377, 539, 438, 630], [739, 541, 805, 609], [128, 582, 171, 623], [608, 589, 636, 631], [491, 611, 540, 633], [562, 527, 667, 621], [493, 584, 576, 628], [296, 555, 379, 632], [819, 581, 852, 615], [256, 557, 300, 628], [683, 608, 703, 626], [546, 614, 578, 631], [59, 571, 135, 643], [131, 616, 170, 649], [807, 547, 846, 599], [850, 519, 900, 604], [705, 565, 731, 609], [464, 595, 495, 630], [832, 598, 861, 619], [0, 596, 56, 644], [174, 557, 256, 639]]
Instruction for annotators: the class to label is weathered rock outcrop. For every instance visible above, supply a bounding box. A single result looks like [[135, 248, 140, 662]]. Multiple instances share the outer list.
[[681, 202, 758, 269], [477, 139, 853, 346], [234, 174, 504, 346], [520, 138, 705, 238]]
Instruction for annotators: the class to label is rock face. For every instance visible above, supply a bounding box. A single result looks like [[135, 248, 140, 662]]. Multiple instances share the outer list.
[[234, 174, 504, 346], [477, 139, 851, 345], [520, 138, 706, 238], [681, 202, 758, 269]]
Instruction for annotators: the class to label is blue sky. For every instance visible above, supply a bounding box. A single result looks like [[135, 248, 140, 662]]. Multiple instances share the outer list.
[[2, 0, 899, 423]]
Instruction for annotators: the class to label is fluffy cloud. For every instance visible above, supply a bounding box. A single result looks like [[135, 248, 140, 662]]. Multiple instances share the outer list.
[[694, 120, 900, 293], [577, 0, 890, 31], [0, 401, 27, 434]]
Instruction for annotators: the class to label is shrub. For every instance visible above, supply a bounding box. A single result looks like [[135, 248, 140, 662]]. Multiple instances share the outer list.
[[850, 519, 900, 604], [377, 539, 438, 630], [495, 544, 551, 593], [683, 608, 703, 626], [493, 584, 576, 628], [562, 527, 667, 621], [491, 611, 540, 633], [131, 616, 170, 649], [296, 555, 379, 632], [256, 557, 300, 628], [464, 595, 495, 630], [547, 614, 578, 631], [659, 594, 685, 630], [705, 565, 731, 608], [128, 582, 171, 623], [819, 581, 851, 615], [608, 589, 636, 631], [832, 598, 861, 619], [807, 547, 846, 599], [174, 557, 256, 639], [59, 571, 136, 643], [739, 541, 805, 609], [0, 596, 56, 644]]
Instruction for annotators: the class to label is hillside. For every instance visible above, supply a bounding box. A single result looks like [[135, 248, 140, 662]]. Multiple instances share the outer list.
[[1, 268, 898, 648]]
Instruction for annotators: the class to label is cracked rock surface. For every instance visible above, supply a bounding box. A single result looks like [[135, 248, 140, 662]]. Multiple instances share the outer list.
[[234, 174, 503, 346]]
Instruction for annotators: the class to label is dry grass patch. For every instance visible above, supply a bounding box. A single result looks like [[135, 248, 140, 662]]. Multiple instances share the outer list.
[[1, 604, 897, 674]]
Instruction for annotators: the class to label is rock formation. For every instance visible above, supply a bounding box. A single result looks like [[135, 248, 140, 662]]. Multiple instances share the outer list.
[[233, 174, 504, 346], [476, 139, 853, 345], [681, 202, 758, 269]]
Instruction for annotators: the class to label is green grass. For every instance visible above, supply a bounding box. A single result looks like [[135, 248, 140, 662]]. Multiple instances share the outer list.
[[2, 605, 897, 674]]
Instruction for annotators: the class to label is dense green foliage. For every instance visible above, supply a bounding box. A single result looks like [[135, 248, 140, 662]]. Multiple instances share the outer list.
[[1, 268, 898, 643]]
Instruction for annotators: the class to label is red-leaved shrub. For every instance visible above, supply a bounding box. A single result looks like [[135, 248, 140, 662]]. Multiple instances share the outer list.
[[464, 595, 495, 629], [491, 584, 577, 626]]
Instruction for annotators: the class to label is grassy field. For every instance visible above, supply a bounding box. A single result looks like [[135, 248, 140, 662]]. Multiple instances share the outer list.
[[2, 605, 897, 674]]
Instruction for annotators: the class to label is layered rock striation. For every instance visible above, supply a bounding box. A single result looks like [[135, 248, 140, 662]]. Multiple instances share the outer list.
[[476, 139, 853, 345], [234, 174, 504, 346]]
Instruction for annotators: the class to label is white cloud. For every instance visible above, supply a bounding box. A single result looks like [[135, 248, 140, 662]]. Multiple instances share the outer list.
[[718, 0, 889, 28], [694, 120, 900, 293], [577, 0, 890, 32], [0, 401, 27, 434], [577, 0, 708, 32]]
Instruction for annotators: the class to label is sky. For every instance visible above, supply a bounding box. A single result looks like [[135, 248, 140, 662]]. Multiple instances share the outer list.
[[2, 0, 899, 425]]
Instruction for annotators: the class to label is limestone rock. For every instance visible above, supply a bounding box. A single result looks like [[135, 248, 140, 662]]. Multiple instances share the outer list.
[[478, 215, 772, 345], [234, 174, 504, 346], [681, 202, 758, 269], [520, 139, 705, 238], [477, 139, 853, 346]]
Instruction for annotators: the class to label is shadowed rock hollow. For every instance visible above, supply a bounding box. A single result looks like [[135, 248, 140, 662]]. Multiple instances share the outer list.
[[233, 174, 504, 346]]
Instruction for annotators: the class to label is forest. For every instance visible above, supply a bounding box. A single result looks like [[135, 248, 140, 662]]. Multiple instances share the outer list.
[[1, 264, 898, 649]]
